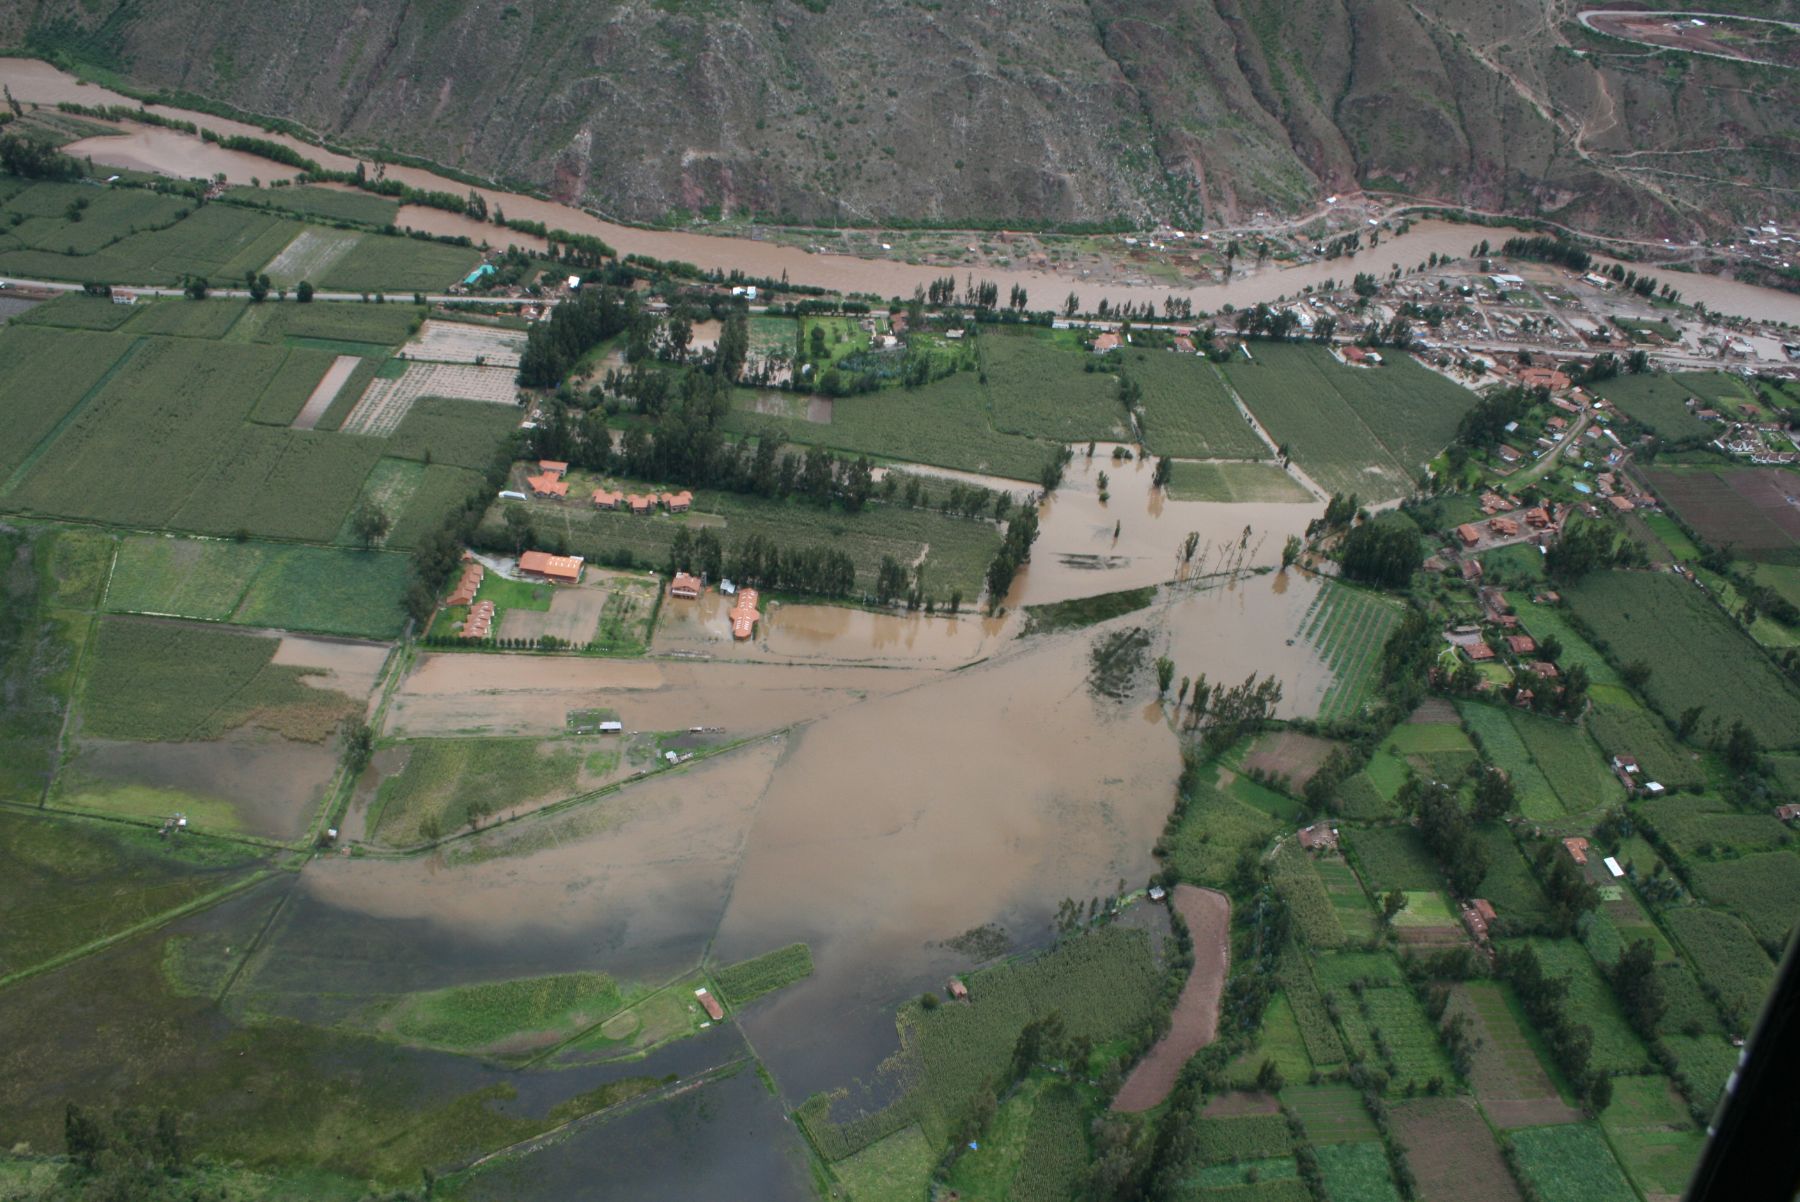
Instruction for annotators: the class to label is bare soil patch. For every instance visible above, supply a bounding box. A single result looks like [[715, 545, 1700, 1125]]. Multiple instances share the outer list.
[[291, 354, 361, 430], [1390, 1096, 1525, 1202], [1408, 697, 1461, 724], [500, 588, 610, 644], [1242, 729, 1338, 788], [1113, 885, 1230, 1112], [1449, 982, 1583, 1130]]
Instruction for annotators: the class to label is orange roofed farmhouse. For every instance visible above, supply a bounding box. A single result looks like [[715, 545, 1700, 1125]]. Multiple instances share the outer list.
[[517, 550, 583, 584], [729, 588, 761, 640], [669, 572, 702, 599]]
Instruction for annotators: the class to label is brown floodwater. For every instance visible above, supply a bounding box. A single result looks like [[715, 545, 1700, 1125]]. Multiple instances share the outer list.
[[1011, 443, 1319, 608], [11, 61, 1796, 323], [58, 734, 338, 841], [272, 635, 391, 696], [654, 590, 1010, 666], [387, 651, 934, 737]]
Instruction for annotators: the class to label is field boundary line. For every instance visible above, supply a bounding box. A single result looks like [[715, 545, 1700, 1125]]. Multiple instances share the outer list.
[[214, 874, 297, 1005], [2, 797, 295, 852], [42, 536, 118, 808], [0, 868, 273, 992], [0, 335, 147, 499]]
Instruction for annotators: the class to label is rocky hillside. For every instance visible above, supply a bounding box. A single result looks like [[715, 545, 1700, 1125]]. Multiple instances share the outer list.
[[6, 0, 1795, 237]]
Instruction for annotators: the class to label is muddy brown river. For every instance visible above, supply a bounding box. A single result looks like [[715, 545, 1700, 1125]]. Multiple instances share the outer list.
[[8, 59, 1795, 323]]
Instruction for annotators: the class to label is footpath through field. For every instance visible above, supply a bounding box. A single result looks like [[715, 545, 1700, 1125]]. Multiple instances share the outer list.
[[1112, 884, 1231, 1112]]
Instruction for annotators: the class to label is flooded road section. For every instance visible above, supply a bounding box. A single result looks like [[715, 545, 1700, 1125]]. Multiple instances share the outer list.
[[1012, 444, 1318, 609], [10, 61, 1796, 323], [655, 590, 1011, 665], [386, 653, 932, 737]]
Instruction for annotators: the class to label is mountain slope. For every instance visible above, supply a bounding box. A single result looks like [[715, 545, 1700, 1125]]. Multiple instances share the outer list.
[[6, 0, 1795, 237]]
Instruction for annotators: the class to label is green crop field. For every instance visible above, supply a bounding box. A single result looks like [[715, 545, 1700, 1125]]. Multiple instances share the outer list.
[[1506, 1124, 1636, 1202], [4, 203, 302, 286], [370, 738, 594, 845], [981, 330, 1126, 442], [1458, 702, 1560, 819], [1315, 856, 1380, 939], [1314, 1141, 1401, 1202], [0, 180, 192, 263], [222, 185, 400, 228], [1661, 907, 1772, 1034], [490, 487, 1002, 604], [1684, 853, 1800, 952], [250, 300, 425, 347], [1506, 710, 1622, 815], [725, 372, 1052, 480], [1163, 762, 1279, 886], [107, 535, 268, 621], [122, 298, 249, 339], [81, 619, 360, 744], [1165, 460, 1312, 504], [1243, 992, 1315, 1083], [1009, 1084, 1089, 1202], [1332, 770, 1399, 820], [714, 943, 814, 1007], [1190, 1113, 1293, 1163], [1344, 826, 1442, 894], [380, 972, 622, 1051], [1284, 1084, 1378, 1144], [385, 397, 520, 470], [318, 235, 484, 293], [246, 347, 338, 426], [1271, 842, 1346, 948], [11, 293, 139, 330], [1278, 947, 1345, 1067], [1312, 951, 1405, 992], [830, 1124, 936, 1202], [172, 426, 386, 543], [1472, 827, 1550, 924], [1124, 350, 1270, 459], [1591, 374, 1727, 441], [1520, 938, 1647, 1072], [1221, 344, 1474, 501], [1584, 691, 1704, 790], [388, 464, 485, 548], [1566, 571, 1800, 749], [1296, 582, 1405, 722], [1502, 595, 1622, 688], [1639, 795, 1791, 859], [0, 325, 140, 484], [230, 545, 411, 638]]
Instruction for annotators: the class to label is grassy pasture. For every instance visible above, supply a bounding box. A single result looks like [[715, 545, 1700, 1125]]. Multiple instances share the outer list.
[[1284, 1084, 1378, 1144], [387, 464, 485, 548], [251, 300, 425, 347], [1471, 827, 1550, 924], [230, 545, 410, 638], [830, 1123, 936, 1202], [369, 738, 595, 845], [1566, 571, 1800, 749], [81, 619, 360, 743], [107, 535, 266, 621], [1125, 350, 1270, 459], [1344, 826, 1441, 894], [1314, 1141, 1401, 1202], [381, 972, 622, 1051], [1164, 460, 1313, 503], [1592, 374, 1726, 440]]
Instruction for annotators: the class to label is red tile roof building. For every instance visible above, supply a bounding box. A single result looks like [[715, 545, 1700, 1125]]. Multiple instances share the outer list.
[[669, 572, 702, 600], [538, 460, 569, 476], [661, 490, 693, 513], [729, 587, 761, 640], [694, 988, 724, 1022], [526, 472, 569, 497], [1505, 634, 1537, 656], [518, 550, 583, 583], [461, 599, 496, 639], [592, 488, 624, 509]]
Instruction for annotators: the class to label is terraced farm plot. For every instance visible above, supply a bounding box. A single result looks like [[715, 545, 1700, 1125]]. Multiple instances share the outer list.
[[1566, 570, 1800, 749], [343, 362, 519, 434], [1390, 1097, 1524, 1202], [1125, 350, 1270, 459], [1457, 702, 1560, 819], [1283, 1085, 1378, 1144], [980, 330, 1123, 442], [1450, 981, 1576, 1129], [1506, 1124, 1637, 1202], [261, 228, 362, 288], [1295, 582, 1404, 721], [1165, 460, 1313, 503]]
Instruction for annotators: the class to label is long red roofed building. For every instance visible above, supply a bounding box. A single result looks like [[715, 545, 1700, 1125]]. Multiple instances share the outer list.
[[518, 550, 583, 584]]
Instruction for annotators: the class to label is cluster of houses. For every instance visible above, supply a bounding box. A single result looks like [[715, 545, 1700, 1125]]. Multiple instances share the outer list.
[[593, 488, 691, 514], [462, 599, 496, 639], [446, 558, 485, 607], [1610, 754, 1667, 799], [1449, 501, 1557, 557], [665, 573, 762, 640]]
